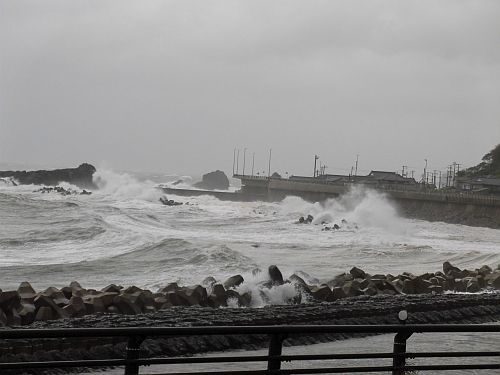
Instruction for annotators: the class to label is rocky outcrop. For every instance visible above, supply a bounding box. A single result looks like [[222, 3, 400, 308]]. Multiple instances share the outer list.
[[0, 163, 97, 189], [35, 186, 92, 195], [193, 170, 230, 190]]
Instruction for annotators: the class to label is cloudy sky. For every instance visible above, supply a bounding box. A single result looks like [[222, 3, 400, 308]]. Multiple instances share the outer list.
[[1, 0, 499, 178]]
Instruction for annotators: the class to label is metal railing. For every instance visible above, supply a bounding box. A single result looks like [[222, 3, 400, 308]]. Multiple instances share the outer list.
[[1, 323, 499, 374]]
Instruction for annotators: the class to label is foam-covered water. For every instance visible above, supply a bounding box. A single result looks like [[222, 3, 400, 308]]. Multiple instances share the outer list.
[[1, 169, 499, 303]]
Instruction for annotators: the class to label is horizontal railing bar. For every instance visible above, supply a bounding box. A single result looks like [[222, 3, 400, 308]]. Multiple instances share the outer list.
[[2, 324, 500, 339], [407, 351, 500, 358], [0, 359, 129, 370], [0, 356, 500, 375], [406, 364, 500, 371], [1, 350, 500, 369]]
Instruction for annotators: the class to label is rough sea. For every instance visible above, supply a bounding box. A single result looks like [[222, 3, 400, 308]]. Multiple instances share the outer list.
[[1, 168, 499, 374]]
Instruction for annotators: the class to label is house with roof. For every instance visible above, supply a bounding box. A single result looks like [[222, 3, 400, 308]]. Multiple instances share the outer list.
[[456, 176, 500, 195]]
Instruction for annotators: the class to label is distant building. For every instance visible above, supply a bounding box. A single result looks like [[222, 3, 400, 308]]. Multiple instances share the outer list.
[[289, 170, 418, 190], [456, 176, 500, 195]]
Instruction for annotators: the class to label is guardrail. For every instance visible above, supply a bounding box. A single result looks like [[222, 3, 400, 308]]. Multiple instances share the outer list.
[[1, 322, 499, 374]]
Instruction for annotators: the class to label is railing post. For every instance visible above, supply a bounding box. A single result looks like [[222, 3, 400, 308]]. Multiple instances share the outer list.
[[267, 333, 286, 373], [392, 310, 412, 375], [392, 331, 412, 374], [124, 335, 144, 375]]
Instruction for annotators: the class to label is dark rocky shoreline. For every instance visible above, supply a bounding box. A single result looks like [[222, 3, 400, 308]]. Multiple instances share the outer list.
[[0, 164, 96, 189]]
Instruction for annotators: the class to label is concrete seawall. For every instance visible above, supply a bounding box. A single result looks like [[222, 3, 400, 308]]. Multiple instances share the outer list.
[[161, 179, 500, 228]]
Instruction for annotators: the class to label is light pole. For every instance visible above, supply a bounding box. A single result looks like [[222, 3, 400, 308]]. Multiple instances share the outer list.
[[242, 148, 247, 176], [423, 159, 428, 185]]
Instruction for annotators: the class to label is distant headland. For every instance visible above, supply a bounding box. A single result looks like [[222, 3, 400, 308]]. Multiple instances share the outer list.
[[0, 163, 97, 189]]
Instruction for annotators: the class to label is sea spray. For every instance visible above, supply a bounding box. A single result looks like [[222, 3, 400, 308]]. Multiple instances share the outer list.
[[232, 270, 309, 307], [93, 169, 163, 202], [279, 186, 409, 235]]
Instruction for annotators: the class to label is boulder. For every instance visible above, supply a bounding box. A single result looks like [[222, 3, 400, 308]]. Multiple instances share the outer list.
[[208, 284, 228, 308], [6, 308, 22, 326], [485, 272, 500, 289], [0, 309, 7, 326], [268, 265, 284, 285], [289, 274, 312, 296], [158, 283, 179, 294], [178, 285, 208, 306], [34, 294, 69, 320], [112, 295, 142, 315], [63, 296, 86, 317], [61, 286, 73, 300], [223, 275, 244, 290], [443, 261, 463, 277], [18, 302, 36, 325], [350, 267, 366, 279], [310, 285, 334, 302], [361, 286, 378, 296], [326, 273, 354, 288], [0, 291, 21, 311], [123, 285, 143, 294], [34, 306, 53, 321], [478, 265, 492, 277], [465, 278, 480, 293], [332, 287, 348, 300], [42, 287, 69, 307], [17, 282, 36, 300], [202, 277, 217, 287], [342, 280, 362, 297], [193, 170, 230, 190], [102, 284, 122, 294]]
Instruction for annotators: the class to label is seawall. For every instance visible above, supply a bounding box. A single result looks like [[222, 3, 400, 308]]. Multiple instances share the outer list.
[[162, 183, 500, 228]]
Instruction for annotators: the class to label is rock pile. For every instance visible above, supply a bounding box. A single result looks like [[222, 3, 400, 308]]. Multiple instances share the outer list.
[[1, 262, 499, 327], [159, 196, 182, 206], [35, 186, 92, 196]]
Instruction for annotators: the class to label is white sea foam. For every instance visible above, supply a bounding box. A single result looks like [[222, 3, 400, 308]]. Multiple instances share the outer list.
[[279, 186, 408, 234], [1, 169, 499, 294], [93, 169, 163, 202]]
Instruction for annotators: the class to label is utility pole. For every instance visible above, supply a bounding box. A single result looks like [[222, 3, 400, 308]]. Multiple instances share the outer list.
[[355, 154, 359, 176], [251, 152, 255, 177], [313, 155, 319, 177], [452, 162, 457, 187], [236, 149, 240, 175], [232, 148, 236, 176], [268, 149, 272, 178], [423, 159, 428, 185], [242, 148, 247, 176], [439, 171, 442, 189], [402, 166, 408, 178]]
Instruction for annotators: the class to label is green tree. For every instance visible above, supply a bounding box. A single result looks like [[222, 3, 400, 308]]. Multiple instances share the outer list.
[[460, 143, 500, 177]]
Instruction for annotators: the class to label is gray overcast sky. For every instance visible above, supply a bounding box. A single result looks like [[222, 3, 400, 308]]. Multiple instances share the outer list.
[[1, 0, 499, 178]]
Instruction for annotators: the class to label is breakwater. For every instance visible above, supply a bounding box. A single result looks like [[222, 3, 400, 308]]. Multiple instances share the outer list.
[[163, 176, 500, 228], [2, 262, 499, 328]]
